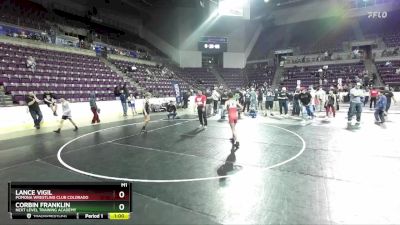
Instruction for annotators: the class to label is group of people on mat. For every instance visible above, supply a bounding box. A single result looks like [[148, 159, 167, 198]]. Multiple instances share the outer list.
[[25, 91, 159, 134]]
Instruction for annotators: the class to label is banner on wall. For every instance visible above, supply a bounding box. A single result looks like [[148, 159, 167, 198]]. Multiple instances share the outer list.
[[55, 35, 79, 47], [172, 81, 182, 104], [297, 80, 301, 88]]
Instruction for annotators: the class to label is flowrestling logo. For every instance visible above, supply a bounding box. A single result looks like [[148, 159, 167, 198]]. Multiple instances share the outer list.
[[368, 11, 388, 19]]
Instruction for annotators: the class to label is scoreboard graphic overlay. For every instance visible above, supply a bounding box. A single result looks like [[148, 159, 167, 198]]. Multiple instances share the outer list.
[[8, 182, 132, 220]]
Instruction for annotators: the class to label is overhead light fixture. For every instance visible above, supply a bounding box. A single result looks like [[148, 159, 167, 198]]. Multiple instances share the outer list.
[[264, 0, 269, 2]]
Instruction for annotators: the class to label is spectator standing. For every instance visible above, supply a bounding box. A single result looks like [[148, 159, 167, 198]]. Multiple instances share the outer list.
[[250, 88, 257, 110], [265, 87, 275, 116], [195, 90, 207, 129], [257, 88, 264, 111], [316, 87, 326, 112], [211, 87, 220, 115], [182, 91, 189, 109], [220, 90, 228, 119], [369, 87, 379, 109], [243, 89, 251, 113], [273, 88, 279, 112], [119, 90, 128, 116], [363, 87, 370, 107], [26, 92, 43, 129], [89, 92, 100, 124], [325, 90, 336, 117], [292, 88, 301, 116], [299, 88, 313, 120], [278, 87, 289, 116]]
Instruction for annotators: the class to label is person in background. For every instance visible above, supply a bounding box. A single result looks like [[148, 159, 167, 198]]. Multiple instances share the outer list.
[[26, 92, 43, 129], [278, 87, 289, 116], [325, 90, 337, 118], [309, 87, 317, 112], [89, 92, 100, 124], [122, 83, 129, 97], [250, 87, 257, 110], [243, 89, 251, 113], [363, 87, 370, 107], [348, 83, 364, 127], [316, 87, 326, 112], [54, 98, 78, 133], [195, 90, 207, 129], [374, 90, 387, 124], [43, 91, 58, 116], [211, 87, 220, 116], [127, 93, 137, 115], [292, 88, 301, 116], [182, 91, 188, 109], [114, 84, 121, 97], [166, 101, 177, 120], [220, 90, 228, 119], [299, 87, 313, 120], [26, 56, 36, 73], [273, 88, 280, 112], [119, 90, 128, 116], [257, 88, 263, 111], [265, 87, 275, 116], [369, 87, 379, 109], [140, 93, 151, 133], [382, 86, 395, 115]]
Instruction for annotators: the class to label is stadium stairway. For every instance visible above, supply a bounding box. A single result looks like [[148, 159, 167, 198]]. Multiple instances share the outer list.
[[100, 57, 145, 94], [0, 85, 13, 106], [364, 58, 384, 86], [272, 66, 284, 87], [209, 67, 228, 88]]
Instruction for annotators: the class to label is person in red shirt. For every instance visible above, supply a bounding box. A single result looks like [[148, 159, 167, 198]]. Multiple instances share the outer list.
[[195, 90, 207, 128], [225, 92, 243, 150], [370, 87, 379, 109]]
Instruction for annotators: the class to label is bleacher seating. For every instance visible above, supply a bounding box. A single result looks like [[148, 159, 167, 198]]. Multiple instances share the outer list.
[[178, 68, 219, 89], [218, 68, 245, 90], [110, 60, 191, 97], [245, 65, 275, 87], [0, 42, 130, 104], [281, 62, 365, 90], [376, 60, 400, 86], [383, 32, 400, 48]]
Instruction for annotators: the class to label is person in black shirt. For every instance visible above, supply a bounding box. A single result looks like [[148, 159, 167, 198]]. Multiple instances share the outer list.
[[220, 91, 229, 119], [141, 93, 151, 133], [257, 89, 263, 111], [292, 88, 301, 116], [278, 87, 289, 115], [43, 91, 58, 116], [243, 90, 251, 113], [299, 88, 313, 119], [166, 101, 177, 120], [382, 86, 395, 114], [26, 92, 43, 129], [182, 91, 189, 109]]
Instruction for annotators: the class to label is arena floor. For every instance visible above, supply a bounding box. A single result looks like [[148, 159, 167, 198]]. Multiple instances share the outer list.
[[1, 105, 400, 225]]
